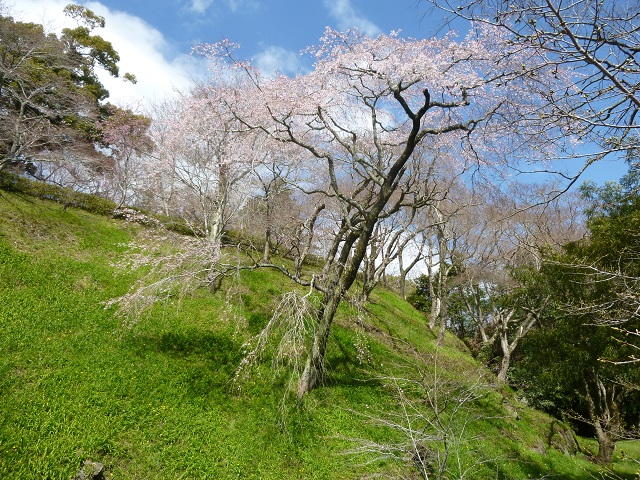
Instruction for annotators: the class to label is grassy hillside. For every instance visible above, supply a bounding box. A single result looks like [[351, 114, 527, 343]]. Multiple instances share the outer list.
[[0, 188, 637, 479]]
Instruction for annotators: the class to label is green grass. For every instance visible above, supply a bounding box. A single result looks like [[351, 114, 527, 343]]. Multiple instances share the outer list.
[[0, 189, 638, 479]]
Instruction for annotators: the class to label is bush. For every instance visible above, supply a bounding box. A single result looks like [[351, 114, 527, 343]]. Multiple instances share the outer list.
[[0, 172, 116, 216]]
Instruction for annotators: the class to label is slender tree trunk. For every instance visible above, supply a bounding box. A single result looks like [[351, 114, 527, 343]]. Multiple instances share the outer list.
[[294, 203, 324, 277], [436, 293, 448, 346], [429, 296, 440, 330], [435, 227, 449, 346], [208, 162, 230, 243], [360, 228, 380, 301], [496, 310, 513, 382], [206, 164, 228, 292], [398, 246, 422, 301], [297, 282, 343, 398], [397, 248, 406, 299], [263, 225, 271, 262]]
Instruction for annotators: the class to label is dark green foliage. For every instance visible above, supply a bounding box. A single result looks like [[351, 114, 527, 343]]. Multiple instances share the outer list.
[[0, 4, 132, 171], [150, 213, 196, 236], [406, 273, 431, 312], [511, 173, 640, 464]]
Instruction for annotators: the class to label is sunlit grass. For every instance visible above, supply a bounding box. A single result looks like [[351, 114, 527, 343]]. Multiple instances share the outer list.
[[0, 190, 637, 479]]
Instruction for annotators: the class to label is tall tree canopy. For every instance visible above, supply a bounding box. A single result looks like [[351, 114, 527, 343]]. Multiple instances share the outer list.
[[422, 0, 640, 177], [0, 3, 134, 172]]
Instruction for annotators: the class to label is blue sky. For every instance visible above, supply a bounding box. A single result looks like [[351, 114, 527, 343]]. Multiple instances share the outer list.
[[14, 0, 446, 102], [11, 0, 627, 184]]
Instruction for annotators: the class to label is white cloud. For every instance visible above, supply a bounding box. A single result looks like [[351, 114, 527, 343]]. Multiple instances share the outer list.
[[227, 0, 260, 13], [255, 46, 304, 77], [12, 0, 207, 108], [188, 0, 214, 14], [323, 0, 381, 37], [186, 0, 259, 14]]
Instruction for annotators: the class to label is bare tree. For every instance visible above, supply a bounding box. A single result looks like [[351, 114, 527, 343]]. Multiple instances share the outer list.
[[427, 182, 587, 380], [418, 177, 478, 347], [422, 0, 640, 170], [343, 351, 499, 479], [236, 158, 313, 264]]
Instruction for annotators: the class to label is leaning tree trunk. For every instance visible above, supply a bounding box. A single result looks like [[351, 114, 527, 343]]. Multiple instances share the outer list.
[[297, 222, 375, 398], [297, 281, 343, 398], [296, 83, 433, 398]]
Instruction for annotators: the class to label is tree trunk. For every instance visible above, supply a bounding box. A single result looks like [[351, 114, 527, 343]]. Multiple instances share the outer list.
[[433, 218, 450, 346], [497, 311, 513, 382], [263, 225, 271, 263], [436, 294, 447, 346], [429, 296, 440, 330], [298, 218, 376, 398], [295, 203, 324, 277], [496, 309, 535, 383], [397, 245, 406, 299], [297, 284, 343, 398], [497, 345, 510, 383], [208, 164, 228, 246], [583, 374, 622, 465], [593, 420, 616, 465]]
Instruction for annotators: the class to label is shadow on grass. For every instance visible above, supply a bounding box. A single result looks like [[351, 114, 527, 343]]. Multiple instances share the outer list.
[[123, 328, 244, 395], [324, 330, 384, 393], [131, 328, 242, 362], [490, 457, 612, 480]]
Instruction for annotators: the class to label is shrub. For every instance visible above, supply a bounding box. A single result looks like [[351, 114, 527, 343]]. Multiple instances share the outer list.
[[0, 172, 116, 215]]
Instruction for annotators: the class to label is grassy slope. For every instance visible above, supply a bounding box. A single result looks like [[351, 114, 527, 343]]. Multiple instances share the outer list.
[[0, 189, 637, 479]]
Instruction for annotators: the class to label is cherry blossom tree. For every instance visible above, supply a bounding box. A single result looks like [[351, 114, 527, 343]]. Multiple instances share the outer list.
[[97, 105, 153, 207], [196, 26, 577, 398], [148, 88, 259, 247], [109, 87, 262, 318]]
